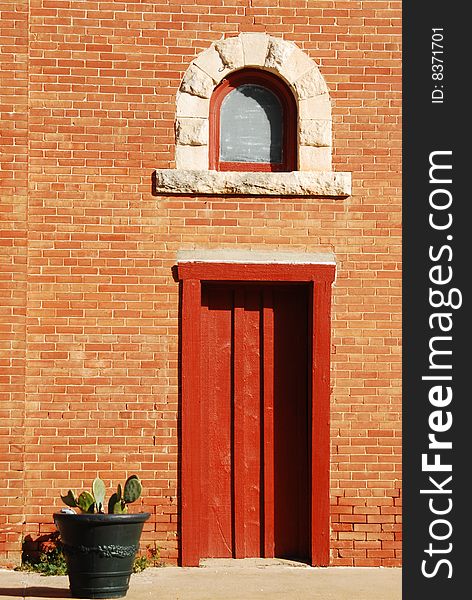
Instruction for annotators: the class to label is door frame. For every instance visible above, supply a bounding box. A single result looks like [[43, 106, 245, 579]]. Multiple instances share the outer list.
[[177, 261, 335, 567]]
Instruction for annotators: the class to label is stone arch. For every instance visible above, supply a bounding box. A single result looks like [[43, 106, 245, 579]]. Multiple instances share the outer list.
[[175, 33, 333, 172]]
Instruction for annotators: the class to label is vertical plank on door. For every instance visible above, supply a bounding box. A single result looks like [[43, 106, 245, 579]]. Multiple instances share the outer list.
[[262, 289, 275, 558], [233, 289, 245, 557], [273, 286, 309, 560], [200, 286, 233, 557], [233, 287, 261, 557]]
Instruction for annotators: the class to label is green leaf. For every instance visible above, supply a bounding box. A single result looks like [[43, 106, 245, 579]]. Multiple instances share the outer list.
[[108, 493, 125, 514], [123, 476, 142, 504], [60, 490, 77, 508], [92, 477, 106, 513], [77, 491, 95, 513]]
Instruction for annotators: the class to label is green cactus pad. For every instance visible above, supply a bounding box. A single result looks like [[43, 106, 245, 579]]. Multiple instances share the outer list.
[[77, 490, 95, 513], [123, 475, 142, 504], [92, 477, 106, 513], [60, 490, 78, 508], [108, 493, 122, 514], [108, 493, 127, 514]]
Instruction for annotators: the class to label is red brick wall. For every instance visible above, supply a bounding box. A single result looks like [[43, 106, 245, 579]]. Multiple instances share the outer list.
[[0, 0, 401, 567], [0, 0, 28, 565]]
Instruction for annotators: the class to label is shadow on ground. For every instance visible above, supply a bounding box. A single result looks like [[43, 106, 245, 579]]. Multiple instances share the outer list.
[[0, 586, 70, 598]]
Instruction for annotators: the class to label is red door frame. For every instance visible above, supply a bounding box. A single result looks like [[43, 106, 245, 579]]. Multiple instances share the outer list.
[[178, 262, 335, 567]]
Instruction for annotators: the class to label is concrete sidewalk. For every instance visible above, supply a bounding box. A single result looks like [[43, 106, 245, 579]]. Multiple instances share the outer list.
[[0, 559, 402, 600]]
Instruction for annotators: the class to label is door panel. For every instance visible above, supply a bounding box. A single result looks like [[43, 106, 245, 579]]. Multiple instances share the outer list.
[[233, 287, 262, 557], [273, 287, 309, 559], [200, 286, 234, 557], [200, 283, 310, 561]]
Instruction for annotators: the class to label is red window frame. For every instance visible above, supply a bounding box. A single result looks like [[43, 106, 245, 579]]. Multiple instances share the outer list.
[[209, 68, 297, 172]]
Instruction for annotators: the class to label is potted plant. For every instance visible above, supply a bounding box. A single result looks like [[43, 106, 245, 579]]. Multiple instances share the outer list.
[[54, 475, 150, 599]]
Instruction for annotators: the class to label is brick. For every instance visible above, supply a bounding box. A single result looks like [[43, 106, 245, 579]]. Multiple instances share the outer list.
[[0, 0, 401, 570]]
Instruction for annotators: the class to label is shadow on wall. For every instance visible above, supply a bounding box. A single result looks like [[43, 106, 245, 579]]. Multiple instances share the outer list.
[[21, 531, 63, 566]]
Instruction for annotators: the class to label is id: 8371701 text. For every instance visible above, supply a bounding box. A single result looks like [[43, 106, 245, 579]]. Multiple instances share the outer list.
[[431, 28, 445, 104]]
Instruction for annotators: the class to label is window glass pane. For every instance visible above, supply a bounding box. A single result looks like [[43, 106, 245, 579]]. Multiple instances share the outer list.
[[220, 84, 283, 163]]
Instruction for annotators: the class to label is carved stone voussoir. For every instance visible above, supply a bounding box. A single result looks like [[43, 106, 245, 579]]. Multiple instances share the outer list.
[[294, 68, 329, 99], [176, 92, 210, 119], [240, 32, 270, 67], [298, 146, 332, 172], [193, 45, 230, 84], [214, 37, 245, 70], [180, 64, 214, 99], [265, 37, 296, 71], [175, 118, 208, 146], [299, 120, 332, 147], [174, 145, 209, 171], [265, 37, 314, 85]]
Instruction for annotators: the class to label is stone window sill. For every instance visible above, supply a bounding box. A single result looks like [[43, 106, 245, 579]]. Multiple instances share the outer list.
[[153, 169, 351, 198]]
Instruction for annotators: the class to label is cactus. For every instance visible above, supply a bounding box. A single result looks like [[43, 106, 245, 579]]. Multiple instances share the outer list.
[[92, 477, 106, 513], [123, 475, 142, 504], [60, 490, 78, 508], [60, 475, 143, 514], [77, 491, 95, 513], [108, 477, 143, 514], [108, 483, 123, 514], [109, 496, 126, 514]]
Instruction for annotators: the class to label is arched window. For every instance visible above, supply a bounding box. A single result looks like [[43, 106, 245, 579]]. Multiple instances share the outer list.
[[210, 69, 297, 172]]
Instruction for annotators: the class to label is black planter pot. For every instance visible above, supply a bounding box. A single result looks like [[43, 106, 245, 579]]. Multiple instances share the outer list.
[[54, 512, 150, 599]]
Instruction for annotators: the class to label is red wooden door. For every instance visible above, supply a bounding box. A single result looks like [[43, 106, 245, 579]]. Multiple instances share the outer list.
[[200, 283, 310, 561]]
